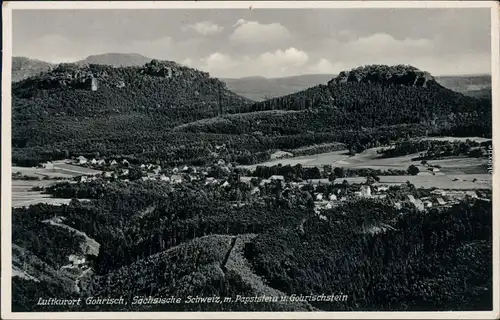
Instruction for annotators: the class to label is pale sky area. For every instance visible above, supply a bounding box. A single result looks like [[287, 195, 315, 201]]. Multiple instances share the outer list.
[[12, 8, 492, 78]]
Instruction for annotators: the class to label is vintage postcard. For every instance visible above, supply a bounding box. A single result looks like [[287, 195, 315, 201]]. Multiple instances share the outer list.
[[1, 1, 499, 319]]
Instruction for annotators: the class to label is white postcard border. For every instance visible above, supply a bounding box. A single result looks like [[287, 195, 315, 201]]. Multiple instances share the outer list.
[[1, 1, 499, 319]]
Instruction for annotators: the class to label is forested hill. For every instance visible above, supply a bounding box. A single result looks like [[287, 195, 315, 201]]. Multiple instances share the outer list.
[[12, 59, 251, 119], [328, 64, 441, 88], [196, 65, 491, 139], [12, 64, 491, 167]]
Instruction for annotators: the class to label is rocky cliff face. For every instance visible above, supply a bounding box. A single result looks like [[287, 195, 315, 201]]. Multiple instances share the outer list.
[[328, 64, 440, 88]]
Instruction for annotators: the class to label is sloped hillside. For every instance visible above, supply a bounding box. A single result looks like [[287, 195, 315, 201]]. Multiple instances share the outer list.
[[12, 64, 491, 167], [12, 59, 255, 166], [176, 65, 491, 152], [84, 234, 313, 311], [246, 199, 492, 311], [13, 59, 250, 118], [12, 57, 55, 82], [12, 209, 102, 312]]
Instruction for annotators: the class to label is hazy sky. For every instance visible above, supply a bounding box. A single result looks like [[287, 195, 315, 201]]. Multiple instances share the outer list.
[[12, 8, 492, 78]]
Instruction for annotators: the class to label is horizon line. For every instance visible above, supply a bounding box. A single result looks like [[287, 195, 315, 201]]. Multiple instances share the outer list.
[[13, 53, 493, 79]]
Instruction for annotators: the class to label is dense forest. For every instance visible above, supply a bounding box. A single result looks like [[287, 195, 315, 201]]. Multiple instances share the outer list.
[[12, 64, 492, 167], [247, 199, 492, 311], [12, 178, 492, 311], [379, 139, 492, 159]]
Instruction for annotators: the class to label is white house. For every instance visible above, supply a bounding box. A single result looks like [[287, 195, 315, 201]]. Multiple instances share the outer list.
[[414, 199, 425, 211], [140, 164, 146, 169], [436, 197, 447, 206], [110, 160, 118, 166], [431, 189, 446, 196], [251, 187, 260, 195], [239, 177, 253, 184], [90, 159, 97, 165], [222, 181, 231, 188], [77, 156, 87, 165], [376, 185, 389, 192], [171, 175, 183, 184], [159, 174, 170, 182], [205, 177, 218, 185], [270, 175, 285, 181], [466, 191, 478, 198], [103, 171, 112, 178], [217, 159, 226, 166], [121, 169, 129, 176], [172, 167, 179, 173], [182, 166, 189, 172], [259, 179, 271, 186], [122, 159, 130, 166], [360, 185, 371, 197], [68, 254, 86, 266], [329, 194, 338, 201], [44, 161, 55, 170], [97, 159, 106, 165], [315, 193, 323, 201], [407, 195, 416, 203]]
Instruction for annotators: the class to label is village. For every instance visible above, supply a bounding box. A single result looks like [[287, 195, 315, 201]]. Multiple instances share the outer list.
[[33, 155, 492, 216]]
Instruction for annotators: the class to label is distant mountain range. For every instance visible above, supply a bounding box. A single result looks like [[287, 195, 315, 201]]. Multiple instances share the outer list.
[[222, 73, 491, 101]]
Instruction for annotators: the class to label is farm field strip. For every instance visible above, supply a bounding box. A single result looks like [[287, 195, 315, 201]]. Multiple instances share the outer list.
[[11, 178, 79, 208]]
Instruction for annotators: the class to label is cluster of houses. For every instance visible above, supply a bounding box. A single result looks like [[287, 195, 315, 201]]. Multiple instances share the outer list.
[[69, 156, 491, 214]]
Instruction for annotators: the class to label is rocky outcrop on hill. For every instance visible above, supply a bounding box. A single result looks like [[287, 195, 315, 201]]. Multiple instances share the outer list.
[[77, 53, 152, 67], [12, 59, 251, 117], [328, 64, 440, 88]]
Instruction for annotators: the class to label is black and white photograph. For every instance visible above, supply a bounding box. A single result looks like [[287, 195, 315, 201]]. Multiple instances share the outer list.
[[1, 1, 499, 319]]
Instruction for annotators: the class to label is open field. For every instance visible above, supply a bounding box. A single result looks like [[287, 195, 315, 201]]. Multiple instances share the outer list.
[[241, 137, 492, 190], [243, 145, 488, 175], [412, 136, 491, 143], [12, 166, 76, 179], [12, 162, 102, 179], [304, 174, 491, 190], [51, 161, 103, 175], [11, 179, 82, 208], [376, 174, 492, 190]]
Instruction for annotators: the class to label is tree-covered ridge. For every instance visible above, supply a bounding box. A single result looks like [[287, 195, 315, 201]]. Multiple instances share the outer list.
[[12, 59, 251, 118], [246, 199, 492, 311], [12, 180, 492, 311], [11, 63, 492, 167], [329, 64, 441, 88]]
